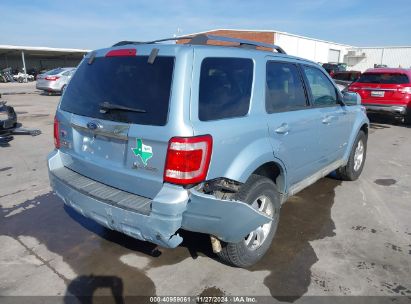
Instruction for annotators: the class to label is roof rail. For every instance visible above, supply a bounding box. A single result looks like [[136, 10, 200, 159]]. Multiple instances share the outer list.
[[112, 34, 286, 54]]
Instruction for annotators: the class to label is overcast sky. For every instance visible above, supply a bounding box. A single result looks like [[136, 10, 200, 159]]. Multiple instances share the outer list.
[[1, 0, 410, 49]]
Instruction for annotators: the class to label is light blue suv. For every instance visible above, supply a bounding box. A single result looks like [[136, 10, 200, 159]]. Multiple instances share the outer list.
[[48, 35, 369, 267]]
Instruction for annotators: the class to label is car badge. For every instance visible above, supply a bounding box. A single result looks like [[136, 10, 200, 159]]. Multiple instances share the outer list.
[[86, 121, 101, 130]]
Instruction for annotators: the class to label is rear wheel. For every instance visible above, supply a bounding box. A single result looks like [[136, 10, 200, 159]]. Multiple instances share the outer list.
[[336, 131, 367, 181], [216, 174, 281, 268]]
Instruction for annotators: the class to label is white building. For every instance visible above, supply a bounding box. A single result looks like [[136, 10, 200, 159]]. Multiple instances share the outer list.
[[344, 46, 411, 71], [182, 29, 411, 72]]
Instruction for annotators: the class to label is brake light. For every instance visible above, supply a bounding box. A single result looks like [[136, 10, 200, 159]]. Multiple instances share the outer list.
[[398, 87, 411, 94], [45, 76, 60, 81], [164, 135, 212, 185], [54, 117, 60, 149], [348, 85, 359, 92], [105, 49, 136, 57]]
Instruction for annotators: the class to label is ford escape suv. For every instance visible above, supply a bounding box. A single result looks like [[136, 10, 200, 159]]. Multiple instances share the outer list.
[[48, 35, 369, 267]]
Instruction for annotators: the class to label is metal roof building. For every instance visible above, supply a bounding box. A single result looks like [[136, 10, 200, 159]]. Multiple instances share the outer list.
[[0, 45, 90, 75]]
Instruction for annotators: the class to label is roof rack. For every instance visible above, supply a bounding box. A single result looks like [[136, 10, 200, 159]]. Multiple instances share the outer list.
[[112, 34, 286, 54]]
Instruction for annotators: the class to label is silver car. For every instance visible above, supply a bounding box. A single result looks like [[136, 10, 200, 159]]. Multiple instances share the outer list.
[[36, 67, 76, 94]]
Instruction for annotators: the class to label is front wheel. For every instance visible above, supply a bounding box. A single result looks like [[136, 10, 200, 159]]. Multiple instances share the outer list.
[[336, 130, 367, 181], [404, 112, 411, 125], [216, 174, 281, 268]]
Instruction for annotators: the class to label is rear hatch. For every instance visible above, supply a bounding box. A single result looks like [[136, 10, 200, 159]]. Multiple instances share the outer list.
[[56, 46, 191, 199], [350, 72, 411, 105]]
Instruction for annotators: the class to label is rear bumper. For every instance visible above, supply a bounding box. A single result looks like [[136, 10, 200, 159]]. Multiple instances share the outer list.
[[47, 150, 270, 248], [36, 83, 62, 92], [363, 104, 408, 116]]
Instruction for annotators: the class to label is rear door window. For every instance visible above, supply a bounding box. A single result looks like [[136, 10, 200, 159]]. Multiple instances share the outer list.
[[303, 66, 337, 106], [265, 61, 308, 113], [60, 56, 175, 126], [357, 73, 409, 84], [199, 57, 253, 121]]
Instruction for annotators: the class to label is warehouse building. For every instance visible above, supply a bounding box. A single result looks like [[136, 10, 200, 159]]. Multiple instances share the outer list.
[[179, 29, 411, 72], [0, 45, 90, 75], [2, 30, 410, 75]]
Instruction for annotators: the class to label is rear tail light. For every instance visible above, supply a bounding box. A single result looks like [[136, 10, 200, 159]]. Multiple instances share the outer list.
[[45, 76, 60, 81], [54, 117, 60, 149], [348, 85, 359, 92], [398, 87, 411, 94], [164, 135, 212, 185]]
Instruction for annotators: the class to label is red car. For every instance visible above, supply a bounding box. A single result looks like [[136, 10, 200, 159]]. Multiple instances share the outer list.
[[348, 68, 411, 124]]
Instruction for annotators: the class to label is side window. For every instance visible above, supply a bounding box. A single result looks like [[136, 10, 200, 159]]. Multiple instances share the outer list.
[[303, 66, 337, 106], [199, 57, 253, 121], [265, 62, 307, 113]]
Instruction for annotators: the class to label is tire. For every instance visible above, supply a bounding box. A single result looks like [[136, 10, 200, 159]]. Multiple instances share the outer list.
[[404, 112, 411, 125], [216, 174, 281, 268], [336, 131, 367, 181]]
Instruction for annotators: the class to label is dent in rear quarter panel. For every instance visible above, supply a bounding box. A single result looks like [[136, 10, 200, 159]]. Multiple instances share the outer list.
[[343, 106, 369, 162]]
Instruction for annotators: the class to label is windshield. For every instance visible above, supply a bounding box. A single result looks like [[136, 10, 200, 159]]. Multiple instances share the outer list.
[[60, 56, 175, 126], [356, 73, 409, 84]]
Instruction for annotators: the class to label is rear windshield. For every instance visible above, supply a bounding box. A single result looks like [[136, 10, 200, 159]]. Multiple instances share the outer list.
[[60, 56, 174, 126], [46, 68, 65, 75], [357, 73, 409, 84]]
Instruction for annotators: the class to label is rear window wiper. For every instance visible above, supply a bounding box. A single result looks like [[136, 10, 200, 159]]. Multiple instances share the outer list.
[[99, 101, 146, 114]]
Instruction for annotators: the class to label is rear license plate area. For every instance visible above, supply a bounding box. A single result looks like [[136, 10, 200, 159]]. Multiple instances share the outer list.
[[371, 91, 384, 97]]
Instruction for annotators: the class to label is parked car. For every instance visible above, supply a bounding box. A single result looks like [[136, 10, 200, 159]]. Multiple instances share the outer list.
[[332, 70, 361, 89], [348, 68, 411, 124], [36, 67, 76, 94], [322, 63, 347, 77], [48, 35, 369, 267]]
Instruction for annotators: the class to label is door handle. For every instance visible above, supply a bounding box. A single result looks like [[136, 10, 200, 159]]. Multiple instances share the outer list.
[[322, 116, 333, 124], [274, 123, 290, 134]]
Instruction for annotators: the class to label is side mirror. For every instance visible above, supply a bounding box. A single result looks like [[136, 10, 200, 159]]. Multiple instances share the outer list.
[[342, 92, 361, 106]]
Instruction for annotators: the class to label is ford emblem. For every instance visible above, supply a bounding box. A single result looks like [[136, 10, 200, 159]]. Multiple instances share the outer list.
[[87, 121, 100, 130]]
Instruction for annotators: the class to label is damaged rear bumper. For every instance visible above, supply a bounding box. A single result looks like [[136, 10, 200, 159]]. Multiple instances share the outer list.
[[48, 150, 271, 248]]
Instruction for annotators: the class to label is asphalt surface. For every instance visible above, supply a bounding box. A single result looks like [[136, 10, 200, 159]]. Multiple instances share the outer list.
[[0, 83, 410, 303]]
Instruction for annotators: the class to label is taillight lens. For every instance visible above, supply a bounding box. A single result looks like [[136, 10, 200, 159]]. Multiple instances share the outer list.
[[398, 86, 411, 94], [45, 76, 60, 81], [348, 85, 359, 92], [164, 135, 212, 185], [54, 117, 60, 149]]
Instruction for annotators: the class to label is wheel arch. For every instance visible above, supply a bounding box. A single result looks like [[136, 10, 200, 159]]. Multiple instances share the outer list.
[[250, 161, 287, 196], [343, 118, 369, 162]]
